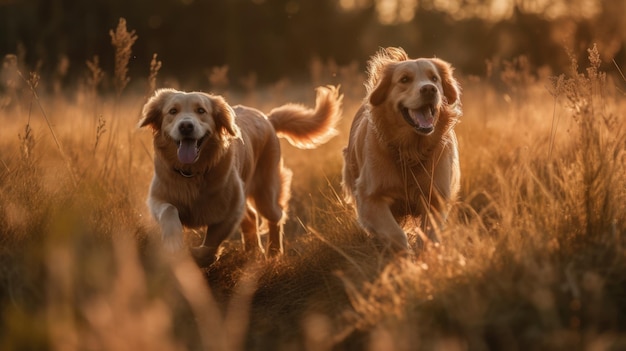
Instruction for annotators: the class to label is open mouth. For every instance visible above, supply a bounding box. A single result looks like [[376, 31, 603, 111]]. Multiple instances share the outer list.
[[400, 104, 436, 135], [176, 135, 206, 164]]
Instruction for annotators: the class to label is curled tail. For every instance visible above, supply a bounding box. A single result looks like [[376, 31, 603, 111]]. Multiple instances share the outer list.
[[268, 85, 343, 149]]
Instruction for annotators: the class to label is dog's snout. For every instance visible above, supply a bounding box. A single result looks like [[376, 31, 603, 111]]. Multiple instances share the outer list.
[[178, 121, 194, 136], [420, 84, 437, 98]]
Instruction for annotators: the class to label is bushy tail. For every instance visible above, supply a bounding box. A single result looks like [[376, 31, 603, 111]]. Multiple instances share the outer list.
[[268, 85, 343, 149]]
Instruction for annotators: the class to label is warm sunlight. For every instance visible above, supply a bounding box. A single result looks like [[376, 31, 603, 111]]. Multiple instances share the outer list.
[[1, 1, 625, 350], [341, 0, 602, 23]]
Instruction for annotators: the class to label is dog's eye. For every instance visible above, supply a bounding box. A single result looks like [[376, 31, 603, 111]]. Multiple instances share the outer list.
[[400, 76, 411, 84], [197, 108, 206, 114], [431, 76, 439, 83], [169, 108, 178, 115]]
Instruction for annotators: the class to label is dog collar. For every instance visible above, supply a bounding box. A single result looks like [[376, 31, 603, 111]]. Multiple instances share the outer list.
[[174, 167, 195, 178]]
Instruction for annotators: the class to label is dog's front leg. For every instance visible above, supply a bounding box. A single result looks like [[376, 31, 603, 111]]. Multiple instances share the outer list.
[[191, 201, 245, 267], [150, 200, 185, 252], [357, 195, 408, 252]]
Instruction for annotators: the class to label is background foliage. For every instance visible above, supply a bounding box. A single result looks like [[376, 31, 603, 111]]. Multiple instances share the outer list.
[[2, 0, 625, 89]]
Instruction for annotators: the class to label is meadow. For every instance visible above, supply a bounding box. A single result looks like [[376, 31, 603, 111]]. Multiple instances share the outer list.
[[1, 41, 625, 350]]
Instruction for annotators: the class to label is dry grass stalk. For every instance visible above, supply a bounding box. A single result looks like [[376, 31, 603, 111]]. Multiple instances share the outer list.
[[549, 44, 626, 237], [53, 55, 69, 95], [18, 115, 34, 164], [110, 18, 138, 97], [207, 65, 229, 93], [7, 58, 78, 186], [1, 54, 21, 109], [93, 115, 107, 153], [147, 53, 162, 96], [85, 55, 104, 97]]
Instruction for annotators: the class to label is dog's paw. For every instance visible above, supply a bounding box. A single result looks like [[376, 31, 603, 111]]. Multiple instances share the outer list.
[[190, 245, 218, 268], [267, 244, 283, 258], [385, 227, 409, 251], [161, 222, 185, 252], [245, 243, 266, 259], [162, 234, 184, 252]]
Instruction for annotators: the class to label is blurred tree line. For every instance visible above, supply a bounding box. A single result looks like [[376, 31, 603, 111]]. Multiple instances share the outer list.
[[1, 0, 624, 90]]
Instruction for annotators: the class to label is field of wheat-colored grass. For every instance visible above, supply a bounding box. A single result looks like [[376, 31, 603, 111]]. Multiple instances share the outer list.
[[1, 39, 625, 351]]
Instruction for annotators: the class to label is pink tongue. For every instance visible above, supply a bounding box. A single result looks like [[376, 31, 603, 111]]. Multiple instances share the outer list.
[[177, 139, 198, 164], [409, 108, 434, 129]]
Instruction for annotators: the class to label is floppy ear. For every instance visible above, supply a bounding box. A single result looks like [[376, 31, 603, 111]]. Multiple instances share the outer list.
[[138, 89, 175, 130], [431, 58, 461, 105], [210, 95, 241, 140], [369, 65, 395, 106]]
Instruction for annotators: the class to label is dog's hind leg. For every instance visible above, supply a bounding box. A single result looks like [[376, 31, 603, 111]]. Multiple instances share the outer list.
[[266, 222, 283, 257], [241, 205, 264, 254], [254, 165, 292, 257]]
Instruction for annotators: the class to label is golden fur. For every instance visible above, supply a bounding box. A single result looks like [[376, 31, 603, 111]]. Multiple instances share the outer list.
[[342, 47, 462, 251], [140, 86, 342, 266]]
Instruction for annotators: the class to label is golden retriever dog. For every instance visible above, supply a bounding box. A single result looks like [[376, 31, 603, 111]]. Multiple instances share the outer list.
[[342, 47, 461, 252], [139, 86, 342, 266]]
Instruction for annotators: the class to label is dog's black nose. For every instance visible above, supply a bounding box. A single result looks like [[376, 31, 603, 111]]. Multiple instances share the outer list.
[[420, 84, 437, 98], [178, 121, 194, 136]]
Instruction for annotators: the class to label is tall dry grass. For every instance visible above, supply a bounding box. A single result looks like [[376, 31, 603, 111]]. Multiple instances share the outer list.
[[0, 24, 625, 351]]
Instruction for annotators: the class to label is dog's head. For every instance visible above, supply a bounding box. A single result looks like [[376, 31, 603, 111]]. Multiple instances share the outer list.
[[367, 47, 461, 136], [139, 89, 241, 165]]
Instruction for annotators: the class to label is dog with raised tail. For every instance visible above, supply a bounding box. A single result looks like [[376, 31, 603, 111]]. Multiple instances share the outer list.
[[139, 86, 343, 266]]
